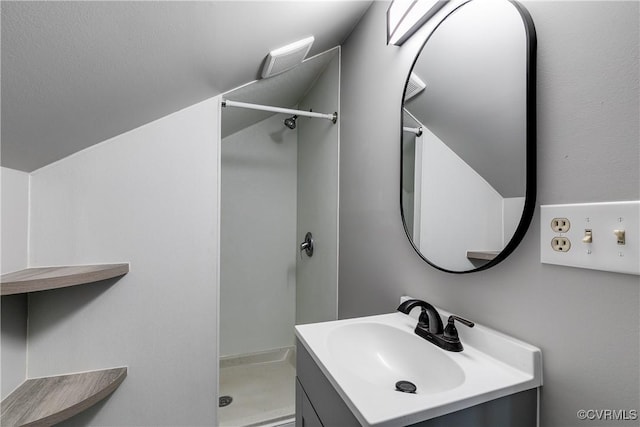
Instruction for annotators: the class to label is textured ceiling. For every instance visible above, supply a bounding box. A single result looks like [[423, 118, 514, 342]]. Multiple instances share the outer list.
[[1, 1, 372, 171], [221, 48, 338, 139]]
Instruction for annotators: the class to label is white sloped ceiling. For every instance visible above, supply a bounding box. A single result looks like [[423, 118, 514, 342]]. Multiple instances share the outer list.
[[1, 1, 372, 172]]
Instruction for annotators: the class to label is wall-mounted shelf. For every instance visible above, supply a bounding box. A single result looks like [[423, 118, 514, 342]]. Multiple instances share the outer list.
[[1, 264, 129, 296], [1, 367, 127, 426], [466, 250, 500, 261]]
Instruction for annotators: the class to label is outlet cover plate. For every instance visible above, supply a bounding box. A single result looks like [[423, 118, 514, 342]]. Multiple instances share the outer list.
[[541, 201, 639, 275]]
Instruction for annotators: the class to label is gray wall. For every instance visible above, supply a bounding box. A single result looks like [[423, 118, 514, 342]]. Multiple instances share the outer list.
[[339, 2, 639, 427]]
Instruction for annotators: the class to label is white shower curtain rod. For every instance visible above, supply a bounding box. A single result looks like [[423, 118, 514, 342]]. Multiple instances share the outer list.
[[403, 126, 423, 136], [222, 99, 337, 124]]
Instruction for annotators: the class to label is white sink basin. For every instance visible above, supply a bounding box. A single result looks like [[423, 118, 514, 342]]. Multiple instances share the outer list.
[[327, 322, 464, 394], [296, 308, 542, 427]]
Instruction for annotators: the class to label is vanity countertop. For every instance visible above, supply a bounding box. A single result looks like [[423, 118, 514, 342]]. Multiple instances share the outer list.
[[295, 309, 542, 427]]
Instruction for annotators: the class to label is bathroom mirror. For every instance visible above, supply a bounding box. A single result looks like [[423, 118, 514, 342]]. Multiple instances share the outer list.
[[400, 0, 536, 273]]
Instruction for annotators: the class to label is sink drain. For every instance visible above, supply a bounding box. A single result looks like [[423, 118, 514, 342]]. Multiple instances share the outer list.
[[219, 395, 233, 407], [395, 380, 417, 394]]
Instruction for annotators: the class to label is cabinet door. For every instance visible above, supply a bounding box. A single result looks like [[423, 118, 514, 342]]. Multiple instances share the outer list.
[[296, 379, 323, 427]]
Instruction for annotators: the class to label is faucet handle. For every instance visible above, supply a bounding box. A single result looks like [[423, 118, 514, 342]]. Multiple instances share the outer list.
[[418, 307, 429, 326], [450, 315, 474, 328], [443, 315, 475, 340]]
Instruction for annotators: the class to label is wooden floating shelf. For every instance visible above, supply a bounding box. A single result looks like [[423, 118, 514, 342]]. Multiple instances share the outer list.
[[466, 250, 500, 261], [1, 264, 129, 296], [0, 367, 127, 426]]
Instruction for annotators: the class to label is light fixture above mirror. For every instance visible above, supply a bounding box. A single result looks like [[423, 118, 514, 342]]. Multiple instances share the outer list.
[[387, 0, 449, 45]]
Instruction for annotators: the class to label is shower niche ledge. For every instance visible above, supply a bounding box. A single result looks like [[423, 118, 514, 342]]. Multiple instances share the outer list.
[[0, 367, 128, 426], [0, 263, 129, 296]]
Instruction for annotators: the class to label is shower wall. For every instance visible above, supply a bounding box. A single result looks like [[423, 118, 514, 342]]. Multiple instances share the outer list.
[[220, 49, 341, 357], [296, 51, 340, 325], [220, 114, 298, 357]]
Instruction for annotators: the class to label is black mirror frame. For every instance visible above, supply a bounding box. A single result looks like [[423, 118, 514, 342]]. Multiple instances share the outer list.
[[399, 0, 537, 274]]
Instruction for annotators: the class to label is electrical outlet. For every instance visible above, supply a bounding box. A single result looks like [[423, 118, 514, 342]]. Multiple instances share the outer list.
[[541, 201, 640, 275], [551, 217, 570, 233], [551, 237, 571, 252]]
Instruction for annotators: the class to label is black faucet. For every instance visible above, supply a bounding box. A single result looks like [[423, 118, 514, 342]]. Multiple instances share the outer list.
[[397, 299, 475, 352]]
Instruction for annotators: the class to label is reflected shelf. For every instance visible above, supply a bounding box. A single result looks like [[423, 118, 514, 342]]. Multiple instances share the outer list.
[[466, 251, 500, 261]]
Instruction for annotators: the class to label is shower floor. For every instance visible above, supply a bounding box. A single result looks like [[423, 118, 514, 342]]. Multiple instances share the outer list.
[[219, 347, 296, 427]]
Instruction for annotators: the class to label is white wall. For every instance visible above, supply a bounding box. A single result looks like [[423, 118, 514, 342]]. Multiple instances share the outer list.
[[1, 167, 29, 274], [220, 114, 298, 357], [26, 97, 219, 426], [419, 127, 503, 271], [1, 167, 29, 398], [296, 51, 340, 324], [503, 197, 525, 246], [339, 2, 638, 426]]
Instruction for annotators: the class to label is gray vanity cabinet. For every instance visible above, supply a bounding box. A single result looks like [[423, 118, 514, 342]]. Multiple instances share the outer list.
[[295, 339, 538, 427], [296, 339, 360, 426]]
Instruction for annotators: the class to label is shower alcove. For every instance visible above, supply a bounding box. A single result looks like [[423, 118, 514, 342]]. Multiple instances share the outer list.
[[218, 47, 340, 427]]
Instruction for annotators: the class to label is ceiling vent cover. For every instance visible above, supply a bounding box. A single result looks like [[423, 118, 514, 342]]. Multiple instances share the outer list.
[[405, 72, 426, 101], [261, 36, 315, 79]]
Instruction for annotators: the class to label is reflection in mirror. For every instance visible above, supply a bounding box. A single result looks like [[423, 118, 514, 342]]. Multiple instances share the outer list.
[[401, 0, 536, 273]]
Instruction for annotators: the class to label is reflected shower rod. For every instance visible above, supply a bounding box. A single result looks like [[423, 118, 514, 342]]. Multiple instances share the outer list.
[[222, 99, 337, 124], [403, 126, 423, 136]]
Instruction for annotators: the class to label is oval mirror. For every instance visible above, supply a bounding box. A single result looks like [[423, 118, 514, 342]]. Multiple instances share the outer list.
[[400, 0, 536, 273]]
